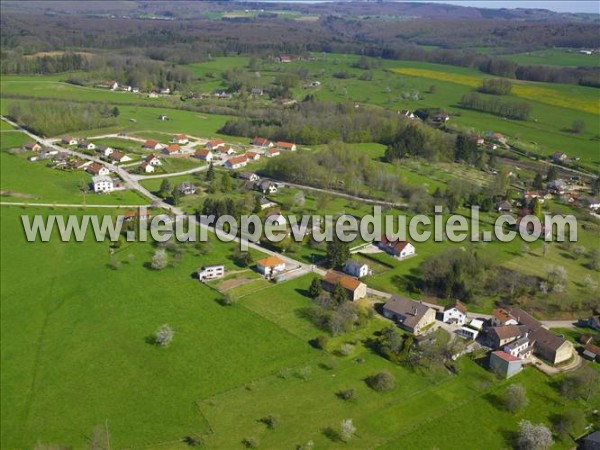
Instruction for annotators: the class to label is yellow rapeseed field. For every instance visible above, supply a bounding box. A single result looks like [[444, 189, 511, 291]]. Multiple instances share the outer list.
[[391, 67, 599, 115]]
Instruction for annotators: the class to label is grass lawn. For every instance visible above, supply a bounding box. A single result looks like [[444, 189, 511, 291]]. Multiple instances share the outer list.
[[0, 206, 317, 449], [503, 49, 600, 68], [0, 152, 146, 205], [0, 130, 30, 151]]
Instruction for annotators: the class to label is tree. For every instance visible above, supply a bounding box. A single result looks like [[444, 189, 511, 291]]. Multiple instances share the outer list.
[[517, 420, 553, 450], [339, 419, 356, 442], [571, 119, 585, 134], [206, 162, 215, 181], [367, 370, 395, 392], [155, 324, 174, 346], [253, 195, 262, 213], [331, 283, 348, 305], [170, 187, 181, 206], [532, 198, 542, 219], [505, 384, 528, 413], [112, 106, 120, 117], [260, 414, 279, 429], [234, 250, 252, 267], [159, 179, 171, 199], [220, 172, 232, 192], [326, 236, 350, 268], [151, 248, 168, 270], [553, 409, 585, 440], [532, 172, 544, 190], [337, 388, 356, 401], [546, 165, 558, 182], [309, 278, 323, 298]]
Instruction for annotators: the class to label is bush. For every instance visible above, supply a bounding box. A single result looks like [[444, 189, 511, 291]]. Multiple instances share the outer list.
[[337, 388, 356, 401], [338, 343, 355, 356], [242, 436, 259, 448], [260, 414, 279, 429], [367, 370, 396, 392], [155, 324, 174, 346]]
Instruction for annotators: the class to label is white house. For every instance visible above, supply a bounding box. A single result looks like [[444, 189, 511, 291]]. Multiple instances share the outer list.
[[92, 175, 114, 193], [172, 134, 189, 145], [256, 256, 286, 277], [140, 161, 155, 173], [377, 235, 416, 259], [239, 172, 259, 182], [61, 137, 79, 146], [97, 146, 114, 157], [109, 151, 132, 163], [225, 155, 248, 170], [78, 141, 96, 151], [276, 141, 297, 151], [86, 163, 110, 177], [198, 264, 225, 281], [343, 260, 370, 278], [442, 301, 467, 325], [257, 181, 278, 194], [145, 154, 162, 166], [205, 139, 226, 151], [266, 148, 281, 158], [457, 327, 479, 340], [143, 140, 164, 151], [245, 151, 261, 161], [266, 211, 287, 227], [195, 148, 214, 162]]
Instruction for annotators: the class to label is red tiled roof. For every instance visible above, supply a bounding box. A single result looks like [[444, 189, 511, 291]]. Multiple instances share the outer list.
[[322, 271, 362, 292], [143, 140, 159, 148], [227, 156, 248, 165], [492, 350, 520, 363], [257, 256, 285, 268], [276, 141, 294, 148]]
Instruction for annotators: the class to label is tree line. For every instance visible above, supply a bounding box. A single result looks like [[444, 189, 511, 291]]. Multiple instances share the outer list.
[[459, 93, 532, 120]]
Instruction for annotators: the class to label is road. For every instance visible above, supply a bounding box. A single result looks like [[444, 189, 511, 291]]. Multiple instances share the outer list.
[[0, 115, 578, 329]]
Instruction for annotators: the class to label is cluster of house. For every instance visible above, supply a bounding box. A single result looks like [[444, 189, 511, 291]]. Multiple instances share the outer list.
[[468, 131, 509, 151], [97, 80, 171, 96], [85, 163, 123, 193], [381, 296, 574, 376]]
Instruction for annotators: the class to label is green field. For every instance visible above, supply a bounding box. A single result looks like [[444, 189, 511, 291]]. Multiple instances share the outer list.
[[503, 49, 600, 67], [2, 208, 596, 448]]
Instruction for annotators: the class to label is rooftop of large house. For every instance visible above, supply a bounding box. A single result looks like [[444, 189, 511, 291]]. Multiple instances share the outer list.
[[383, 296, 431, 329], [491, 350, 520, 363], [143, 140, 160, 148], [529, 327, 567, 353], [257, 256, 285, 268], [227, 155, 248, 165], [276, 141, 295, 149], [377, 234, 411, 253], [322, 271, 363, 292], [506, 307, 543, 332], [444, 300, 467, 315], [488, 325, 529, 342]]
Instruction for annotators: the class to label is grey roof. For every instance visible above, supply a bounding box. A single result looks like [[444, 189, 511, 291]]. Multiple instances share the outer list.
[[345, 260, 367, 271], [383, 296, 432, 330]]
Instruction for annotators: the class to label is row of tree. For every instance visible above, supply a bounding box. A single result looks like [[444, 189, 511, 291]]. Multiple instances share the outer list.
[[459, 93, 532, 120]]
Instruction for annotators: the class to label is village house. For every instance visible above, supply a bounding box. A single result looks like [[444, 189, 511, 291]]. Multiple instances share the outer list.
[[256, 256, 286, 277], [503, 336, 534, 359], [160, 87, 171, 95], [279, 55, 292, 63], [205, 139, 226, 151], [266, 210, 287, 227], [96, 146, 114, 157], [245, 151, 261, 161], [99, 80, 119, 90], [471, 135, 485, 146], [529, 327, 573, 365], [143, 140, 164, 151], [431, 112, 450, 124], [225, 155, 248, 170], [321, 271, 367, 302], [588, 315, 600, 331], [92, 175, 114, 193], [163, 144, 182, 156], [252, 137, 273, 148], [217, 145, 236, 156], [239, 172, 259, 182], [487, 325, 529, 349], [86, 162, 110, 177], [145, 154, 162, 166], [157, 114, 168, 121], [582, 343, 600, 362], [119, 85, 132, 92], [172, 134, 189, 145], [257, 180, 278, 194], [24, 142, 42, 152], [140, 161, 155, 173], [78, 141, 96, 151], [457, 325, 479, 340], [491, 308, 520, 327], [489, 351, 523, 378], [109, 151, 132, 163], [400, 110, 416, 119], [176, 182, 197, 196], [547, 179, 568, 195], [266, 148, 281, 158], [123, 209, 150, 222], [579, 431, 600, 450], [276, 141, 297, 151], [442, 301, 467, 325], [259, 197, 278, 210], [495, 200, 512, 213], [376, 235, 416, 259], [197, 265, 225, 282], [251, 88, 264, 96], [343, 260, 370, 278], [61, 137, 78, 146], [382, 296, 436, 335], [195, 148, 214, 162], [551, 152, 568, 164]]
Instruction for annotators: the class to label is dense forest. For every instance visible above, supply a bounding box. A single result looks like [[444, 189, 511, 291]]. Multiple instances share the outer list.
[[1, 7, 599, 86]]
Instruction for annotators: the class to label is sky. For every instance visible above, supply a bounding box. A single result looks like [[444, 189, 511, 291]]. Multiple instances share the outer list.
[[422, 1, 599, 14]]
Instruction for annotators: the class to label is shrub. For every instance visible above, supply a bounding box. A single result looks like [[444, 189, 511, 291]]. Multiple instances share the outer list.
[[367, 370, 396, 392], [260, 414, 279, 429], [155, 324, 174, 346], [337, 388, 356, 401], [339, 343, 355, 356]]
